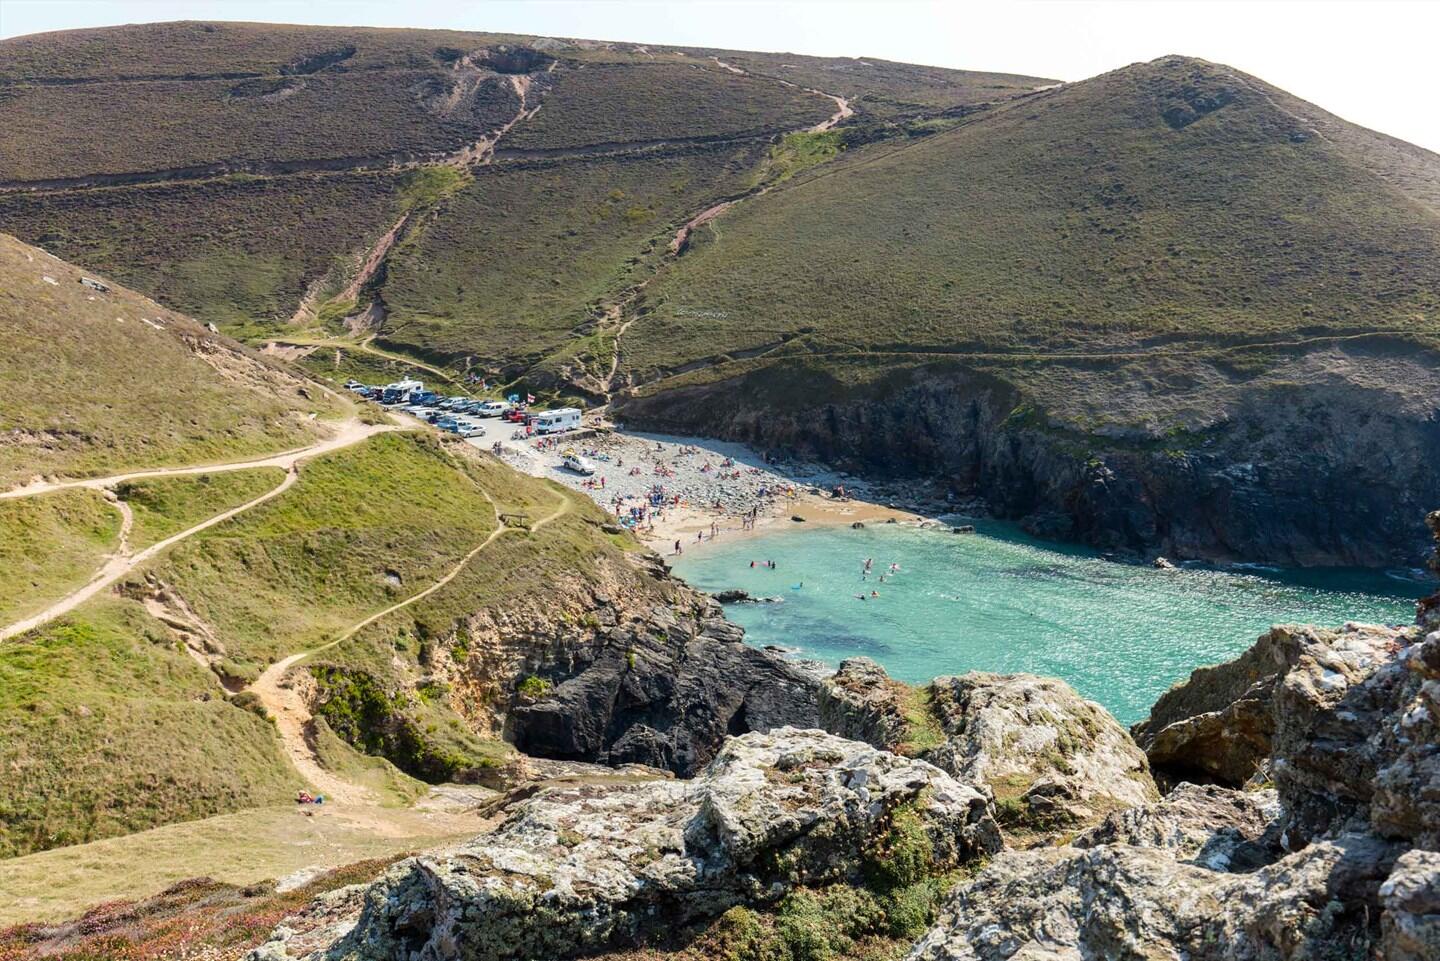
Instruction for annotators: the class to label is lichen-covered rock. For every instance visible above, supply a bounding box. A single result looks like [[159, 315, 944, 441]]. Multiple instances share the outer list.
[[1075, 782, 1282, 872], [907, 832, 1400, 961], [1380, 849, 1440, 961], [1134, 622, 1410, 790], [817, 657, 912, 751], [1365, 631, 1440, 850], [924, 672, 1158, 830], [251, 728, 1000, 961]]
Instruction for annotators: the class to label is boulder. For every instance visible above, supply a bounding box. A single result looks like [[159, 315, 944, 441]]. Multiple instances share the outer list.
[[816, 657, 912, 751], [1075, 782, 1282, 872], [907, 832, 1400, 961], [509, 607, 822, 776], [251, 729, 1001, 961], [1133, 622, 1407, 788], [924, 672, 1158, 830], [1380, 849, 1440, 961]]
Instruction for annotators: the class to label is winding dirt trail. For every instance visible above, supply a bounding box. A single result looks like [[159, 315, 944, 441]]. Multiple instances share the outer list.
[[1, 468, 299, 642], [0, 418, 395, 502], [246, 487, 572, 800], [0, 419, 402, 642]]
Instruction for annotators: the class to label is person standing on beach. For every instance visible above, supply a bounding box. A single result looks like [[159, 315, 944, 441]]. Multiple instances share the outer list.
[[674, 540, 682, 555]]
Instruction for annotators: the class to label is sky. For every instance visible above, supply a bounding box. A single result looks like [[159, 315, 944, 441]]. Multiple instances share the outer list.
[[3, 0, 1438, 153]]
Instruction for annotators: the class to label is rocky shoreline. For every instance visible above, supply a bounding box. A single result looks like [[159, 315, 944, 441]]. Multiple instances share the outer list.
[[237, 514, 1440, 961]]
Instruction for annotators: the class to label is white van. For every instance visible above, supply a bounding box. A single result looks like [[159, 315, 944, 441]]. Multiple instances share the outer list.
[[533, 408, 582, 435], [477, 400, 511, 417]]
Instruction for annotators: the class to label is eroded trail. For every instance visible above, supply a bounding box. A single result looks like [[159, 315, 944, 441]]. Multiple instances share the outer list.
[[1, 468, 299, 642], [0, 419, 402, 642], [0, 418, 395, 501], [246, 487, 573, 800]]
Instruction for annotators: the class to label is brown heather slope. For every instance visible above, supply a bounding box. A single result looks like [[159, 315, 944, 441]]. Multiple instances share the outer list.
[[0, 21, 1045, 345]]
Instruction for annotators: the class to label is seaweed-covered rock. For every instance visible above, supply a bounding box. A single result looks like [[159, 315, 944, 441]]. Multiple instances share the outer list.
[[250, 728, 1000, 961]]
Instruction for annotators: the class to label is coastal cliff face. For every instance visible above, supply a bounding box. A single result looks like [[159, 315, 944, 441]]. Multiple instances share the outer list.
[[311, 550, 823, 782], [618, 351, 1440, 567]]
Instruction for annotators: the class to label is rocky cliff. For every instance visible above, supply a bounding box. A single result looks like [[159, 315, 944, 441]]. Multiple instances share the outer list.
[[619, 352, 1440, 567], [239, 517, 1440, 961], [909, 520, 1440, 960], [248, 729, 1001, 961]]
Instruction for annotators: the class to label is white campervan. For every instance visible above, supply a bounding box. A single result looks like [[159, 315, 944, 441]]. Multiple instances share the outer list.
[[533, 408, 582, 435]]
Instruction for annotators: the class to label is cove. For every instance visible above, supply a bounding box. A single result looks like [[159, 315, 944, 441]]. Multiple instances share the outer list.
[[672, 519, 1430, 725]]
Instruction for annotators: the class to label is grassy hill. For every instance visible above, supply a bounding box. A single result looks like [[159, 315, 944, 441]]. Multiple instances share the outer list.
[[623, 55, 1440, 384], [0, 22, 1045, 347], [4, 25, 1439, 567], [0, 232, 338, 486]]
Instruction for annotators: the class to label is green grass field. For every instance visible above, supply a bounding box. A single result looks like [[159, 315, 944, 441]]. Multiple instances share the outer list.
[[115, 468, 287, 549], [0, 600, 305, 859], [141, 433, 499, 675], [0, 489, 121, 625]]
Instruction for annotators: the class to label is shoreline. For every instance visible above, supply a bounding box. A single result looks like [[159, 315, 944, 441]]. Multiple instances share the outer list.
[[468, 423, 934, 558]]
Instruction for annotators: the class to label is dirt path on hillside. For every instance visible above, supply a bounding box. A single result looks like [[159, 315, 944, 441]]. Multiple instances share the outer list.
[[1, 468, 298, 642], [0, 418, 395, 502], [808, 92, 853, 131], [246, 487, 572, 801], [0, 419, 403, 642]]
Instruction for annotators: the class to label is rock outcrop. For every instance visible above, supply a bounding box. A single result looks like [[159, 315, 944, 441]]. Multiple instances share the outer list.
[[924, 672, 1158, 829], [816, 656, 913, 752], [508, 598, 822, 776], [914, 574, 1440, 961], [907, 832, 1401, 961], [1133, 622, 1408, 788], [250, 728, 1001, 961], [1074, 782, 1282, 872]]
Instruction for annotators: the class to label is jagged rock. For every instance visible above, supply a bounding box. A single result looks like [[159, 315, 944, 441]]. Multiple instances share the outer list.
[[817, 657, 911, 751], [1380, 850, 1440, 961], [907, 832, 1400, 961], [924, 672, 1158, 830], [510, 609, 822, 776], [1075, 782, 1282, 872], [252, 729, 1001, 961], [1361, 631, 1440, 851], [1134, 622, 1407, 788]]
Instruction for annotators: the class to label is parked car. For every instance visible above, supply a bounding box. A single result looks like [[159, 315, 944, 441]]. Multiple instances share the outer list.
[[477, 400, 510, 417], [458, 424, 486, 439], [562, 451, 597, 475]]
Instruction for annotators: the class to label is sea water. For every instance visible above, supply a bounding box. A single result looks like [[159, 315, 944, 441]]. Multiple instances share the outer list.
[[672, 519, 1429, 725]]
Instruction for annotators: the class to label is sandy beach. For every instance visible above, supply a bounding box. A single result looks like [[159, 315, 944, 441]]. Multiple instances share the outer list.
[[469, 423, 930, 555]]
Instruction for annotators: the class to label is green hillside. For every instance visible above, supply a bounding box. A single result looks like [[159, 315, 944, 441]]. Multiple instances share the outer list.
[[0, 22, 1045, 346], [0, 233, 337, 486], [623, 55, 1440, 391]]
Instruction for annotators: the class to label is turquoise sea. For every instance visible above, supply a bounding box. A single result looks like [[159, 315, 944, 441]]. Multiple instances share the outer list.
[[673, 519, 1430, 725]]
